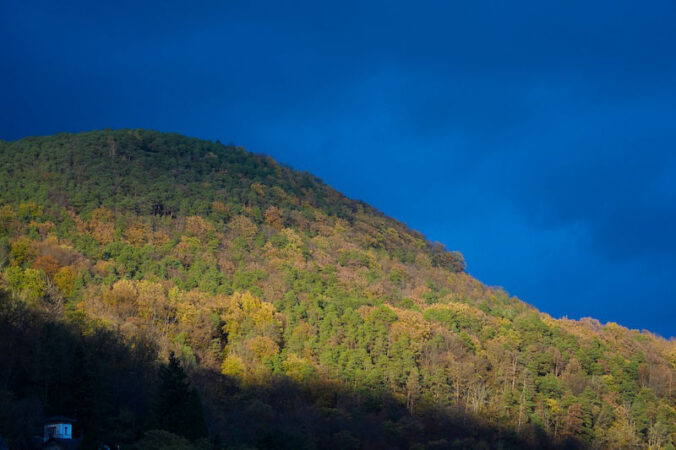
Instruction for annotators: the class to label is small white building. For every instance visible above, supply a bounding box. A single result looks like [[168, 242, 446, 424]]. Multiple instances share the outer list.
[[43, 417, 75, 442]]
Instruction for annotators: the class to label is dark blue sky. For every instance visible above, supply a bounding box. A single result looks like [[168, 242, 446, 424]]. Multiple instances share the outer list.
[[1, 1, 675, 337]]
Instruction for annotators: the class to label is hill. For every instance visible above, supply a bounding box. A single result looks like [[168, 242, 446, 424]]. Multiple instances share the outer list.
[[0, 129, 674, 449]]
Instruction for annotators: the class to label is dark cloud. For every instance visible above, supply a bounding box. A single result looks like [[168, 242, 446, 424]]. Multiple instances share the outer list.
[[1, 0, 674, 336]]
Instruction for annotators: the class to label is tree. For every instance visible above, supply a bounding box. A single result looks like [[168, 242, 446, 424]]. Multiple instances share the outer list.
[[152, 352, 207, 440], [132, 430, 203, 450]]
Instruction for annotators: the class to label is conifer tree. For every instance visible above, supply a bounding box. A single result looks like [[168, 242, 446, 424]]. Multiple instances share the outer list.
[[152, 352, 207, 440]]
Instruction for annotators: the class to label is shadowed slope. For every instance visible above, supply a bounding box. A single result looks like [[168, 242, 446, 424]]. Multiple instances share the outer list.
[[0, 291, 564, 449]]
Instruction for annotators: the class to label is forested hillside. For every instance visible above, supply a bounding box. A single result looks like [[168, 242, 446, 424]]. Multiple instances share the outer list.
[[0, 130, 674, 449]]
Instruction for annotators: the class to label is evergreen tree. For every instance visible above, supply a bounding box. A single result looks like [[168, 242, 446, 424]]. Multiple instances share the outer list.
[[152, 352, 207, 440]]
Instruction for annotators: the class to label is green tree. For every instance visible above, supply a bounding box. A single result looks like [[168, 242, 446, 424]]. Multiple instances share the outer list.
[[152, 352, 207, 440]]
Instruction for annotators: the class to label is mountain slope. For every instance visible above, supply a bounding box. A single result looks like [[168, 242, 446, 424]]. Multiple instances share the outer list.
[[0, 129, 674, 449]]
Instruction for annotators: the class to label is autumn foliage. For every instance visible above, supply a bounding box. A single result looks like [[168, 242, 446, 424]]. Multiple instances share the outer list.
[[0, 130, 674, 449]]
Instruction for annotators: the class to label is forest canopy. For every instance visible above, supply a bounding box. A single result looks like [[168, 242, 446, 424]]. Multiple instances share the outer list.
[[0, 130, 674, 449]]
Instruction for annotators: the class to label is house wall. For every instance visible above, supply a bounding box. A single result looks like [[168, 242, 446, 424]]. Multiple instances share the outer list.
[[43, 423, 72, 441]]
